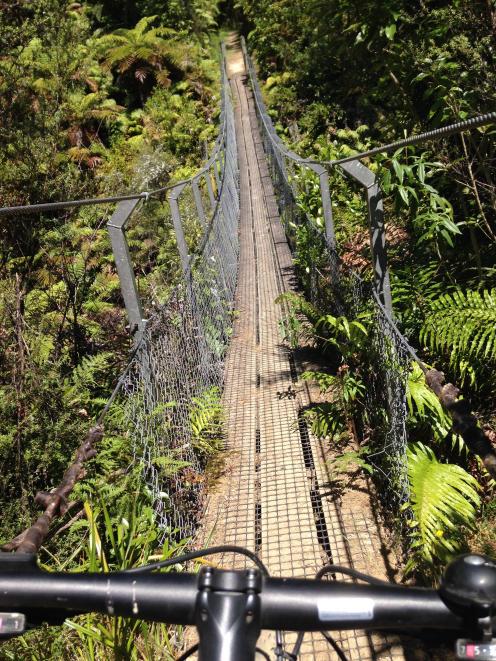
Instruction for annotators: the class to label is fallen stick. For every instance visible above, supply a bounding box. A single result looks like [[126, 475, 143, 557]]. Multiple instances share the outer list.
[[425, 369, 496, 479], [2, 425, 103, 553]]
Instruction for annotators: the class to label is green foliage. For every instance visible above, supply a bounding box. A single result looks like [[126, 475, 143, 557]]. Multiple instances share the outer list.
[[390, 261, 449, 337], [302, 369, 365, 412], [405, 442, 480, 575], [276, 291, 369, 362], [468, 498, 496, 559], [244, 0, 496, 580], [327, 445, 374, 477], [292, 223, 329, 290], [64, 353, 114, 412], [0, 0, 222, 627], [406, 363, 452, 443], [152, 456, 192, 478], [94, 16, 190, 106], [89, 0, 219, 36], [303, 401, 347, 442], [189, 386, 224, 455], [64, 492, 185, 659], [275, 291, 321, 347], [301, 368, 365, 441], [1, 470, 186, 660], [421, 288, 496, 384], [315, 314, 368, 357], [277, 312, 304, 350], [378, 149, 461, 249]]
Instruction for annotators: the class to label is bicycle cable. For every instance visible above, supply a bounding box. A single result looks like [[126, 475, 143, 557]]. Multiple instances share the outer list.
[[321, 631, 349, 661], [316, 564, 395, 586], [125, 544, 269, 575]]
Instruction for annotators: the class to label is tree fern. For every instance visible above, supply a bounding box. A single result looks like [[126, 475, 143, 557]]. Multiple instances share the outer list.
[[421, 288, 496, 379], [406, 442, 480, 571]]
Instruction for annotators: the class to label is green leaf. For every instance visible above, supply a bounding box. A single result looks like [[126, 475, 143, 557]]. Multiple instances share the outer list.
[[392, 159, 404, 184], [406, 363, 451, 440], [398, 186, 409, 205], [421, 288, 496, 380], [384, 24, 397, 40]]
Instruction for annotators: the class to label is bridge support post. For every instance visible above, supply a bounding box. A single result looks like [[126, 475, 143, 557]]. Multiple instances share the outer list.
[[205, 169, 216, 210], [107, 199, 146, 346], [192, 178, 206, 228], [168, 183, 190, 282], [318, 168, 335, 253], [339, 160, 393, 316]]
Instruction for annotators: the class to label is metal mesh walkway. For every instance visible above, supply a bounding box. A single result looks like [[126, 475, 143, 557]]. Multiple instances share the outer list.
[[197, 42, 407, 660]]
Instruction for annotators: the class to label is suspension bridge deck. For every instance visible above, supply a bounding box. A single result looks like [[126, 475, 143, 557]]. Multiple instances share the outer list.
[[195, 38, 407, 660]]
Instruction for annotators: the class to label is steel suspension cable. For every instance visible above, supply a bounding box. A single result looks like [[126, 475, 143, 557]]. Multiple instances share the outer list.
[[309, 112, 496, 166]]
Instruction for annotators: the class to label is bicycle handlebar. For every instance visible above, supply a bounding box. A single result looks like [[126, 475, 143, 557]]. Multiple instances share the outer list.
[[0, 552, 495, 660], [0, 567, 465, 630]]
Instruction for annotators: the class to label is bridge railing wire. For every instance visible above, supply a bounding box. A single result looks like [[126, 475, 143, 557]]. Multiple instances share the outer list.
[[3, 49, 239, 553], [122, 67, 240, 537], [241, 37, 496, 534]]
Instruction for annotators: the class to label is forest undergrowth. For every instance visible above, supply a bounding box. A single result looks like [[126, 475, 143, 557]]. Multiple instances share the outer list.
[[240, 0, 496, 581], [0, 1, 227, 658]]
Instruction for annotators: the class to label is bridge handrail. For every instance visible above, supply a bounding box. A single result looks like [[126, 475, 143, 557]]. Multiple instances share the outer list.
[[241, 37, 496, 497]]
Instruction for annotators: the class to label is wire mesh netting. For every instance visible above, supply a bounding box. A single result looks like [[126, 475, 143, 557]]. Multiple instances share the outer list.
[[108, 61, 240, 538], [242, 43, 411, 521]]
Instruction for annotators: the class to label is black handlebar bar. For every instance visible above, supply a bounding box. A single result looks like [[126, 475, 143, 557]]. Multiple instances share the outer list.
[[0, 552, 495, 661], [0, 567, 466, 631]]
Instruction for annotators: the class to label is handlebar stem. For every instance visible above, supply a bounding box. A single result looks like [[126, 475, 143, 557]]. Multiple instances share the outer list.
[[196, 567, 262, 661]]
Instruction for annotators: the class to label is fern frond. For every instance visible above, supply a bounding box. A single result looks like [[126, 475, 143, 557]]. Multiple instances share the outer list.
[[406, 442, 480, 564], [189, 386, 223, 455], [302, 402, 346, 440], [421, 288, 496, 370], [64, 353, 114, 410], [406, 362, 451, 441], [275, 291, 320, 324], [301, 370, 337, 393], [152, 457, 191, 477]]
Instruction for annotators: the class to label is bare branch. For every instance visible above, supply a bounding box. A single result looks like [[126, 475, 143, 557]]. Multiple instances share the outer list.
[[2, 425, 103, 553], [426, 369, 496, 479]]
